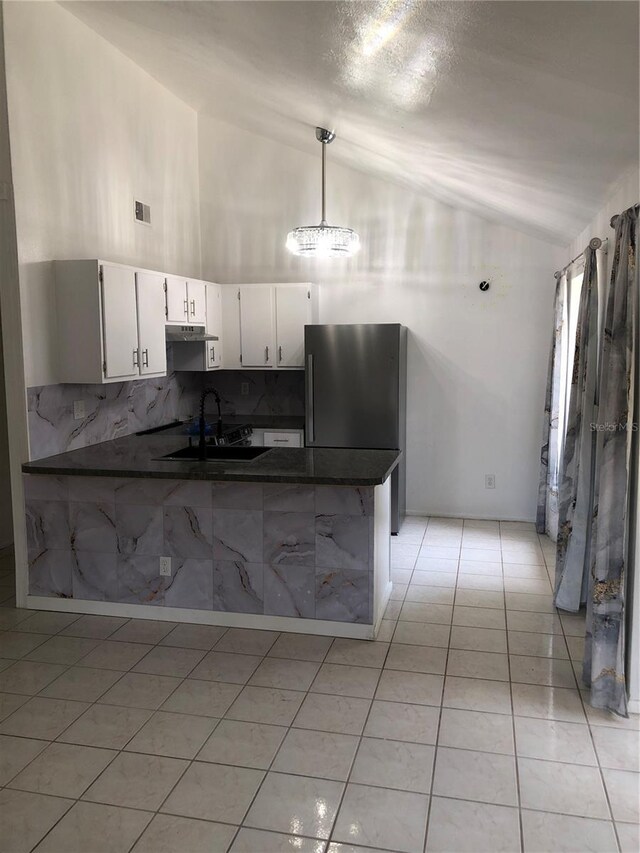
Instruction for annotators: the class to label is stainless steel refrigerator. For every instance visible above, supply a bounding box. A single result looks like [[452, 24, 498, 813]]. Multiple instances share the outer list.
[[305, 323, 407, 534]]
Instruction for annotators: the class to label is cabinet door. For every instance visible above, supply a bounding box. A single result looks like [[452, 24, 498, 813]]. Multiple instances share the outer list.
[[205, 283, 222, 367], [101, 264, 139, 380], [136, 271, 167, 376], [166, 276, 188, 323], [276, 287, 311, 367], [239, 286, 275, 367], [263, 431, 303, 447], [187, 279, 206, 324]]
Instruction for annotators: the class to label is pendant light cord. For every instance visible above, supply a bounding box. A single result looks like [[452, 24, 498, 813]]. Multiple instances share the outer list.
[[321, 142, 327, 226]]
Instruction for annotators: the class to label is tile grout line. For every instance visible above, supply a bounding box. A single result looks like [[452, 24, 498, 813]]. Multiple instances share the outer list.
[[505, 521, 525, 853]]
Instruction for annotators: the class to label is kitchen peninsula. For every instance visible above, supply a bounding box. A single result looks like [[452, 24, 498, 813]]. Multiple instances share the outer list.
[[22, 436, 399, 639]]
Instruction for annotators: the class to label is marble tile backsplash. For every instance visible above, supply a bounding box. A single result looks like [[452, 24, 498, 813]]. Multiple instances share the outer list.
[[201, 370, 305, 419], [24, 476, 375, 624]]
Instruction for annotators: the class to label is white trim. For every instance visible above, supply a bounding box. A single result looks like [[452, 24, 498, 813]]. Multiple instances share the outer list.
[[628, 699, 640, 716], [25, 595, 378, 640], [406, 510, 535, 523]]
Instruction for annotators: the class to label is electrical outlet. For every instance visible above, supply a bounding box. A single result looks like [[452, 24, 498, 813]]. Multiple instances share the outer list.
[[485, 474, 496, 489], [73, 400, 86, 421], [241, 383, 249, 396], [159, 556, 172, 577]]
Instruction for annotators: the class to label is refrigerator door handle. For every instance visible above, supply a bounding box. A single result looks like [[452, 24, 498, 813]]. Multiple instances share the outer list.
[[306, 353, 315, 444]]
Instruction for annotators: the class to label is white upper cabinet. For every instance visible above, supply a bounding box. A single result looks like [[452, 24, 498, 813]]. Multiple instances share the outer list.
[[239, 286, 276, 367], [171, 281, 223, 373], [54, 260, 167, 384], [136, 271, 167, 376], [165, 277, 206, 325], [275, 286, 312, 367]]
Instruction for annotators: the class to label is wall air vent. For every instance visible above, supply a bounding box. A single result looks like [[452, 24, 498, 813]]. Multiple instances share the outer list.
[[134, 199, 151, 225]]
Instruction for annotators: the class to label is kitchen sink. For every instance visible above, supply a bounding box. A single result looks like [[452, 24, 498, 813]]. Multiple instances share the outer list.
[[159, 446, 271, 462]]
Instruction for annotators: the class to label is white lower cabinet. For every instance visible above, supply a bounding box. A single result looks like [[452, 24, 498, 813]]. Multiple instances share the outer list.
[[54, 260, 167, 384], [263, 430, 303, 447]]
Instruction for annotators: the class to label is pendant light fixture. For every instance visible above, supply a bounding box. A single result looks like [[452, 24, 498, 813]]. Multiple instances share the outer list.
[[286, 127, 361, 258]]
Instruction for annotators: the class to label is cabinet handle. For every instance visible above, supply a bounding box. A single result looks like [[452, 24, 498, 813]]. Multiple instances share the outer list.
[[183, 298, 189, 317], [133, 349, 139, 368], [142, 349, 149, 367], [190, 299, 196, 316], [278, 345, 283, 363], [272, 438, 289, 443], [265, 345, 269, 363], [212, 345, 215, 363]]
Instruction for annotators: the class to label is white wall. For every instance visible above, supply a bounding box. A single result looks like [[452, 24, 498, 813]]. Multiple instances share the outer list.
[[0, 304, 12, 550], [3, 1, 202, 388], [199, 116, 565, 520]]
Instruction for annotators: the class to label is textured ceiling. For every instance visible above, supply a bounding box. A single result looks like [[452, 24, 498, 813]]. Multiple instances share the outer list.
[[63, 0, 639, 244]]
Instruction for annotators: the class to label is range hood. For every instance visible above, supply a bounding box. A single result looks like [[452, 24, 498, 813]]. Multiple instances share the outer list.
[[165, 325, 219, 342]]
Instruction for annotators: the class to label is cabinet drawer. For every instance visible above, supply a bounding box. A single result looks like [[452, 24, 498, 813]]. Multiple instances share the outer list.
[[263, 431, 302, 448]]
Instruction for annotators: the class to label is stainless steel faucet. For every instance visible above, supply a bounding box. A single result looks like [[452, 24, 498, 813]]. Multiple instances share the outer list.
[[199, 387, 223, 460]]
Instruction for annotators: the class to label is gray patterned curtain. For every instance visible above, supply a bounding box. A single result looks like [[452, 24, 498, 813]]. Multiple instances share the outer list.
[[536, 275, 567, 540], [584, 204, 638, 717], [555, 247, 599, 611]]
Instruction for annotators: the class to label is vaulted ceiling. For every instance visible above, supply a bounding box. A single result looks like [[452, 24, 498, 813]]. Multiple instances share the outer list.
[[63, 0, 639, 244]]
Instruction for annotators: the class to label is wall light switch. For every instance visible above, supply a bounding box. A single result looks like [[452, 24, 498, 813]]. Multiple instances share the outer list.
[[73, 400, 86, 420], [159, 556, 172, 577], [485, 474, 496, 489], [241, 383, 249, 396]]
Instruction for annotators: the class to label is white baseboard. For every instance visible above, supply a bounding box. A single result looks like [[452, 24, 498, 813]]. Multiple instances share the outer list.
[[405, 510, 535, 523], [628, 698, 640, 715]]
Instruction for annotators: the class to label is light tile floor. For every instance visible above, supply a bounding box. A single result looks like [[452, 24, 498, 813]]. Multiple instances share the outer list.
[[0, 520, 638, 853]]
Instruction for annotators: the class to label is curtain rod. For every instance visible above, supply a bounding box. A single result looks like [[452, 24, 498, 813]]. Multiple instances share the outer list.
[[554, 236, 607, 280]]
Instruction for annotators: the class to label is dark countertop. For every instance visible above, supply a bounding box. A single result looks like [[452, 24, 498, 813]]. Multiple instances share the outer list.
[[22, 435, 400, 486]]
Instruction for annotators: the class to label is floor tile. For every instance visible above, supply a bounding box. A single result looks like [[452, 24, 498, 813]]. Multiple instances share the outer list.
[[404, 586, 454, 606], [416, 546, 459, 561], [410, 571, 457, 587], [0, 692, 29, 722], [454, 589, 505, 609], [311, 664, 379, 699], [399, 602, 453, 625], [509, 655, 575, 688], [125, 711, 218, 759], [616, 820, 640, 853], [384, 643, 447, 675], [57, 703, 152, 749], [249, 657, 321, 691], [453, 606, 506, 630], [293, 693, 371, 735], [198, 719, 286, 768], [190, 650, 262, 684], [511, 684, 586, 722], [560, 612, 587, 637], [25, 635, 99, 665], [0, 734, 47, 785], [505, 592, 555, 613], [0, 788, 73, 853], [438, 707, 514, 754], [214, 627, 279, 655], [162, 761, 264, 823], [518, 757, 609, 818], [433, 746, 517, 806], [426, 796, 520, 853], [508, 630, 568, 659], [83, 751, 188, 810], [273, 728, 359, 781], [326, 638, 389, 668], [446, 649, 509, 681], [231, 828, 326, 852], [132, 813, 237, 853], [132, 645, 206, 677], [39, 666, 123, 702], [34, 801, 152, 853], [392, 622, 450, 647], [0, 660, 67, 695], [376, 620, 395, 642], [514, 717, 596, 765], [582, 700, 640, 730], [332, 783, 428, 853], [8, 741, 116, 798], [0, 608, 32, 630], [375, 670, 443, 705], [450, 626, 507, 653], [456, 573, 504, 591], [0, 696, 89, 739], [0, 631, 50, 659], [162, 678, 241, 717], [351, 737, 434, 793], [268, 633, 333, 662], [227, 685, 306, 725], [521, 809, 618, 853], [60, 614, 130, 640], [602, 768, 640, 823], [98, 672, 181, 709], [108, 619, 177, 644], [19, 611, 81, 634], [364, 700, 439, 744], [78, 640, 154, 671], [158, 623, 227, 650], [245, 771, 343, 840], [443, 676, 512, 714], [591, 726, 640, 771]]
